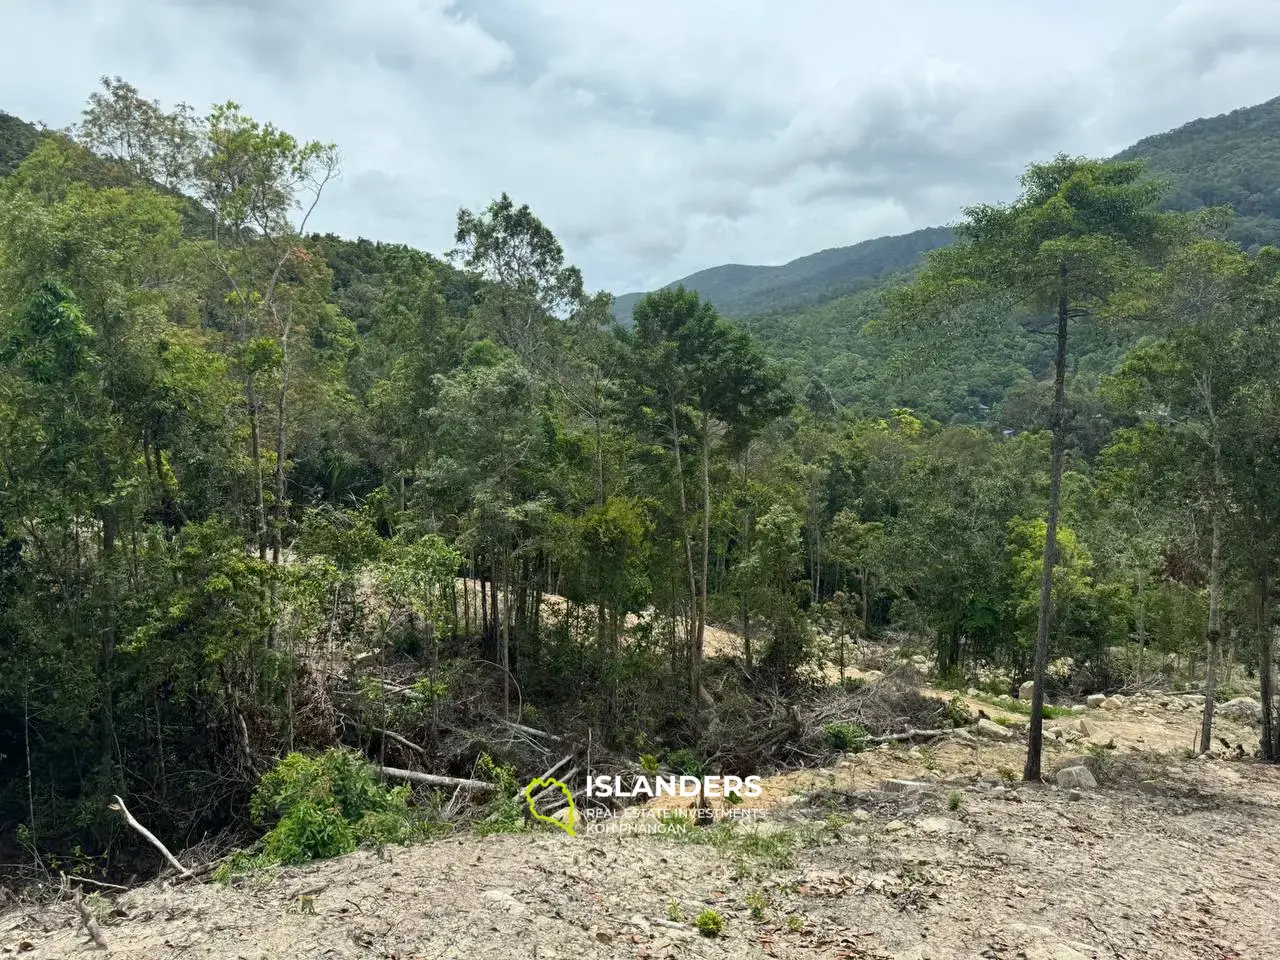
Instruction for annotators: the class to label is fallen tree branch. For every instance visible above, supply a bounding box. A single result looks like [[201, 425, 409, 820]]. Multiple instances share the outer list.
[[375, 766, 496, 793], [373, 727, 428, 757], [73, 890, 108, 950], [495, 718, 563, 743], [866, 727, 959, 744], [110, 795, 193, 880], [513, 754, 574, 803], [65, 874, 129, 894]]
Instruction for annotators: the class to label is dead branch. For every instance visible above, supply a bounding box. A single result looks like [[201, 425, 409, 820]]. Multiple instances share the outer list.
[[513, 754, 574, 802], [64, 874, 129, 893], [375, 766, 496, 793], [866, 727, 957, 744], [373, 727, 428, 757], [109, 794, 193, 880], [73, 890, 108, 950], [496, 719, 563, 743]]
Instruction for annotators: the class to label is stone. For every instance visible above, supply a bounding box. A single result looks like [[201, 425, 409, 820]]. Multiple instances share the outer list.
[[884, 820, 908, 833], [1139, 780, 1162, 795], [967, 687, 982, 697], [916, 816, 959, 835], [1056, 765, 1098, 790], [976, 717, 1013, 740], [1068, 789, 1084, 801], [851, 809, 872, 823], [1086, 694, 1106, 708], [1101, 696, 1125, 711], [1054, 754, 1102, 778], [1019, 680, 1036, 701], [1218, 697, 1263, 723]]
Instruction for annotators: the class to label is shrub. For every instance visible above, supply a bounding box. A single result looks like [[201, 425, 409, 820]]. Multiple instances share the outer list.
[[695, 909, 725, 937], [247, 748, 430, 867], [823, 721, 868, 753], [475, 753, 525, 836]]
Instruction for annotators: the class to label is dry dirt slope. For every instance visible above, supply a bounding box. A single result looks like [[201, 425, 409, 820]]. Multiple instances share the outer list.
[[3, 695, 1279, 959]]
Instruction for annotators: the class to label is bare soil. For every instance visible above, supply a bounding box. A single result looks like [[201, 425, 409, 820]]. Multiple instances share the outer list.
[[4, 691, 1277, 960]]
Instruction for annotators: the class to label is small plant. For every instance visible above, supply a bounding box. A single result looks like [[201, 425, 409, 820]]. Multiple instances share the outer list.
[[947, 789, 965, 812], [666, 748, 703, 776], [475, 753, 525, 836], [786, 913, 806, 933], [997, 766, 1018, 783], [640, 753, 661, 773], [695, 909, 725, 937], [667, 901, 685, 922], [745, 889, 768, 921], [919, 746, 939, 771], [823, 721, 869, 753]]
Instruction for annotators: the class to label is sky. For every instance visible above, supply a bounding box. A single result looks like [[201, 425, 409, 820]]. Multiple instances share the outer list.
[[2, 0, 1280, 294]]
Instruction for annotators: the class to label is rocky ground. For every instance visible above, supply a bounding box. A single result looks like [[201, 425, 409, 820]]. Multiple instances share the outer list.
[[3, 688, 1277, 960]]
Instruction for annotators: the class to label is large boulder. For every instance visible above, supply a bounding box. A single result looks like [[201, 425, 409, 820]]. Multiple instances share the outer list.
[[1056, 765, 1098, 791], [1019, 680, 1036, 701], [1053, 754, 1103, 779], [976, 718, 1013, 740], [1085, 694, 1106, 709], [1218, 697, 1263, 724], [1101, 696, 1125, 711]]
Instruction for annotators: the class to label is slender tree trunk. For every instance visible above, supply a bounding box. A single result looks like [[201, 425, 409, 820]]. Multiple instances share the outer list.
[[696, 412, 711, 691], [247, 385, 268, 564], [1024, 288, 1069, 782], [1135, 575, 1147, 689], [670, 400, 699, 687], [272, 327, 289, 566], [1199, 508, 1223, 754], [1258, 567, 1275, 761]]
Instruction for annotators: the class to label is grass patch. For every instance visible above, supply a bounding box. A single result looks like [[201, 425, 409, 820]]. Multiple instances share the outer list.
[[969, 691, 1073, 720]]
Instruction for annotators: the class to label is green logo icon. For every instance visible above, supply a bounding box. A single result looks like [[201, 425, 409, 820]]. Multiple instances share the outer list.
[[525, 777, 576, 836]]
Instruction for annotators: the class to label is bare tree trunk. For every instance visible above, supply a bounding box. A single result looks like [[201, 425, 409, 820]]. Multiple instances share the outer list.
[[670, 401, 699, 688], [1200, 509, 1223, 754], [1258, 567, 1275, 761], [272, 326, 289, 567], [1024, 288, 1069, 782], [696, 412, 711, 691], [247, 386, 268, 563], [1134, 574, 1147, 689]]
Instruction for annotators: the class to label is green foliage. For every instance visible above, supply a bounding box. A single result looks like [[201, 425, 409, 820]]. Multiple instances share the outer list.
[[947, 790, 965, 812], [249, 749, 429, 866], [822, 722, 869, 753], [745, 889, 768, 921], [694, 909, 725, 937]]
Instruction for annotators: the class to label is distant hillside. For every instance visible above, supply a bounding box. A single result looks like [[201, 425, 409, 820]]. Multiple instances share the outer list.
[[618, 94, 1280, 322], [0, 111, 45, 178], [611, 226, 954, 321], [1116, 94, 1280, 252]]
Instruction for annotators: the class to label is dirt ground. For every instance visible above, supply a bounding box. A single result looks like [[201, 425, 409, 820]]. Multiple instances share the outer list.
[[4, 683, 1277, 960]]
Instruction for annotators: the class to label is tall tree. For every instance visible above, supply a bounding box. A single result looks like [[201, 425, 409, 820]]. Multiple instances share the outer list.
[[889, 156, 1185, 779]]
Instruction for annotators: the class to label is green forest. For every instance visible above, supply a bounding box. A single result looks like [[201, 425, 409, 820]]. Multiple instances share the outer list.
[[2, 80, 1279, 881]]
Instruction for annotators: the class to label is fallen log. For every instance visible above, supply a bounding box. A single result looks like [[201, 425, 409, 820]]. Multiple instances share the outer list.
[[109, 795, 193, 880], [373, 727, 428, 757], [866, 727, 960, 744], [513, 754, 574, 803], [375, 766, 496, 793]]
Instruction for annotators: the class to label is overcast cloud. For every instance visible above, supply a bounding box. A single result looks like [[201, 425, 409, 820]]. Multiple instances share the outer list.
[[2, 0, 1279, 292]]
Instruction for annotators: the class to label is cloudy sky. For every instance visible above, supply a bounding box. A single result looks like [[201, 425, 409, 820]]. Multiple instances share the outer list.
[[3, 0, 1279, 293]]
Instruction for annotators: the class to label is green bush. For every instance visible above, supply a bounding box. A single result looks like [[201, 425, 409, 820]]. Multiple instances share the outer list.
[[247, 748, 430, 866], [695, 909, 725, 937], [665, 748, 703, 776], [823, 722, 868, 752]]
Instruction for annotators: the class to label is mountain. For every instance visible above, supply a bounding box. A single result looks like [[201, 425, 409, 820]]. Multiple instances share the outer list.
[[611, 226, 953, 322], [0, 111, 45, 178], [1116, 94, 1280, 252], [616, 94, 1280, 322]]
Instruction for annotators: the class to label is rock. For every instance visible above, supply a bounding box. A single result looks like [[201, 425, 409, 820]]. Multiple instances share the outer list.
[[1068, 789, 1084, 801], [1218, 697, 1263, 723], [851, 809, 872, 823], [1086, 694, 1106, 708], [1055, 765, 1098, 790], [1101, 696, 1125, 711], [884, 820, 908, 833], [976, 718, 1013, 740], [951, 727, 977, 744], [967, 687, 982, 697], [1139, 780, 1162, 795], [916, 816, 958, 835], [883, 779, 930, 795], [1054, 754, 1102, 778], [1019, 680, 1036, 701], [862, 669, 885, 681]]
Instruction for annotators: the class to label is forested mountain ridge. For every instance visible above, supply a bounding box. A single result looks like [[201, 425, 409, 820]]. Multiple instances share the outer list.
[[610, 225, 954, 321], [0, 111, 44, 178], [1116, 94, 1280, 252], [615, 94, 1280, 323]]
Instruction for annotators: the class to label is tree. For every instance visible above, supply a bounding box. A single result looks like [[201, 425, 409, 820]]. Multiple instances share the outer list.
[[889, 156, 1185, 779]]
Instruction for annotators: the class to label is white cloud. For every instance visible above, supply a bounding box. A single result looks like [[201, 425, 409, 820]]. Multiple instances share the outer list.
[[1, 0, 1278, 293]]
